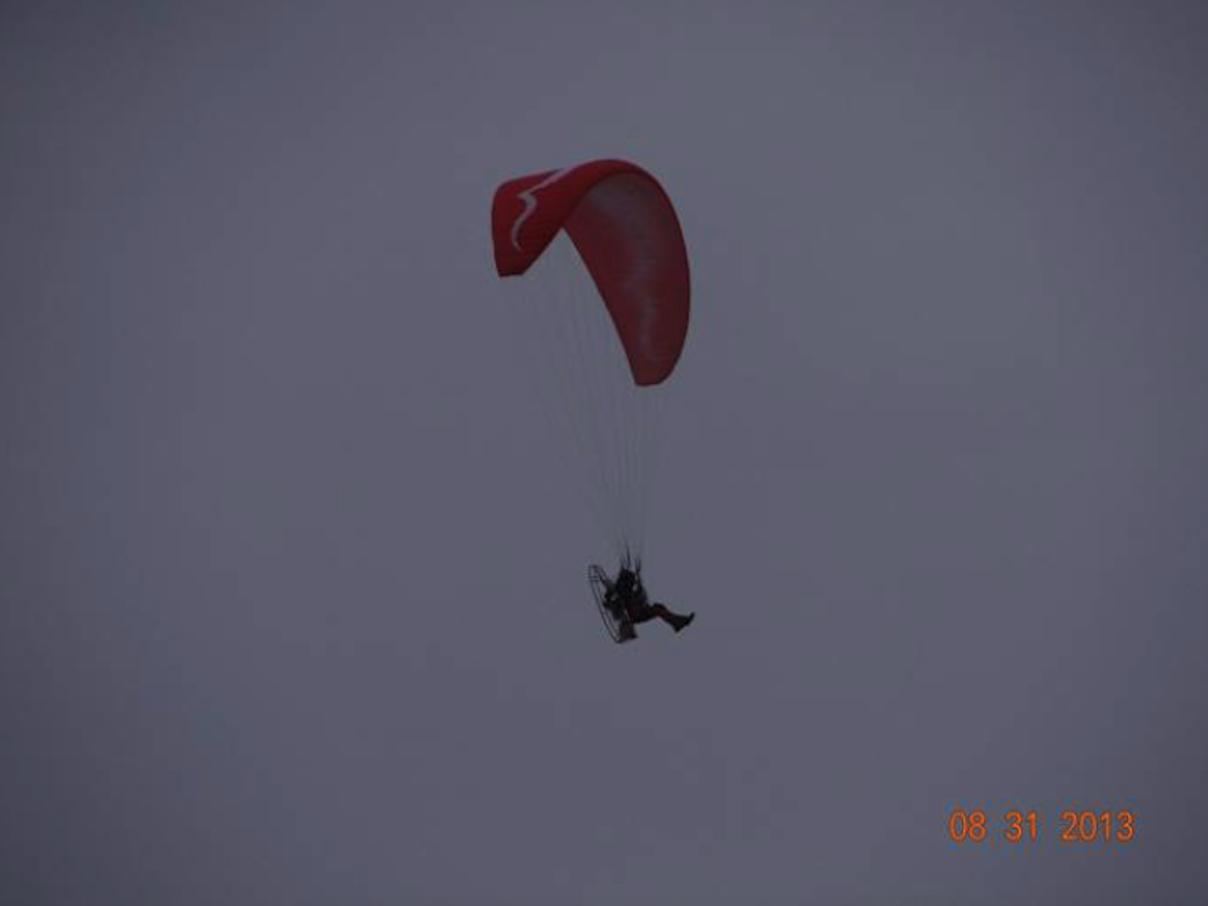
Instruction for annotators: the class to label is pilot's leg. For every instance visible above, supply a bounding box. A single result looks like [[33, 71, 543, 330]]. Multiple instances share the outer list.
[[650, 603, 695, 632]]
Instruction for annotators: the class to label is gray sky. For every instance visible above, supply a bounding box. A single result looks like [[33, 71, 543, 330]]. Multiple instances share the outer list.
[[4, 2, 1208, 904]]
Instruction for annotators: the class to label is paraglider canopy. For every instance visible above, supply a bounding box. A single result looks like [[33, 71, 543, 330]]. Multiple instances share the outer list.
[[491, 159, 690, 386]]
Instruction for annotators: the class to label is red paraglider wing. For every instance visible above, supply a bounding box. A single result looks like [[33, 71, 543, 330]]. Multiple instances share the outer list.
[[491, 159, 690, 387]]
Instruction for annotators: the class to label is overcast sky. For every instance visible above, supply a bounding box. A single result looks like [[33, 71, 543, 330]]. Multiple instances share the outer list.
[[3, 3, 1208, 904]]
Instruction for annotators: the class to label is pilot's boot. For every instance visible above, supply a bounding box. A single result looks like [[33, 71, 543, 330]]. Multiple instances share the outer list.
[[672, 612, 695, 633]]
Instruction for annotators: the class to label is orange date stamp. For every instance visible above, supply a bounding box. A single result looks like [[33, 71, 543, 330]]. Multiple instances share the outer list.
[[947, 807, 1137, 847]]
